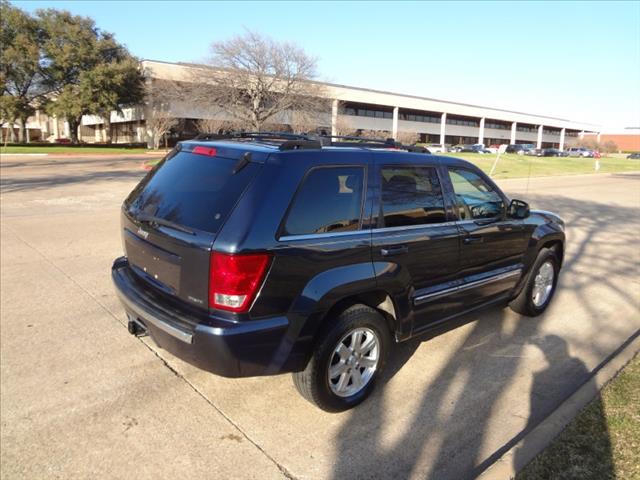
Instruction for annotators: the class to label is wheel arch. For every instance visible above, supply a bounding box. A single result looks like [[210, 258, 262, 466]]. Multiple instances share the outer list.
[[319, 291, 399, 340], [541, 239, 564, 268]]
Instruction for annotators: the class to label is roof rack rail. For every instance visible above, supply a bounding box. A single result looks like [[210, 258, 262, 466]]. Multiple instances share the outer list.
[[194, 131, 312, 142], [318, 134, 429, 153], [278, 139, 323, 151], [318, 135, 397, 145], [191, 131, 428, 153]]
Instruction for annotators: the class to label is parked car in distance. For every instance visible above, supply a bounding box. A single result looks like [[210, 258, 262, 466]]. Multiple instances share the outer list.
[[486, 144, 502, 154], [461, 144, 491, 154], [541, 148, 569, 157], [525, 148, 544, 157], [426, 143, 447, 154], [627, 152, 640, 159], [112, 132, 566, 412], [449, 144, 464, 152], [506, 144, 536, 155], [566, 147, 594, 158], [506, 144, 525, 154]]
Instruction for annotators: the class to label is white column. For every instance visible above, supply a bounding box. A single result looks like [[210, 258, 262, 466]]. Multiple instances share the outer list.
[[136, 118, 143, 142], [559, 128, 566, 151], [63, 121, 70, 138], [510, 122, 517, 144], [597, 132, 601, 143], [440, 112, 447, 145], [537, 125, 543, 149], [331, 99, 339, 137], [26, 128, 30, 144], [579, 130, 585, 140], [52, 116, 59, 139], [95, 126, 102, 142], [40, 112, 48, 137], [478, 117, 485, 146], [392, 106, 399, 140]]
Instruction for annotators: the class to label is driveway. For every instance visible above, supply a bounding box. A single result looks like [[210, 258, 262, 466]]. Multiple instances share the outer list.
[[1, 155, 639, 479]]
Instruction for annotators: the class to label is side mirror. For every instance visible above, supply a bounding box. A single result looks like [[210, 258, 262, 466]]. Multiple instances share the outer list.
[[508, 199, 530, 219]]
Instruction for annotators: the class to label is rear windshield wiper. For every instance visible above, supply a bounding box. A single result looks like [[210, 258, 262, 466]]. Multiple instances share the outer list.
[[136, 213, 195, 235]]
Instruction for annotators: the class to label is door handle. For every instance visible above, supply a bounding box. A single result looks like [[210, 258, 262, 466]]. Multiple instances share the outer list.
[[380, 245, 409, 257], [463, 235, 483, 244]]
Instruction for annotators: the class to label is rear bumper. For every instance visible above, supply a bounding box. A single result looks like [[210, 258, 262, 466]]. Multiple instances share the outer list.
[[112, 257, 291, 377]]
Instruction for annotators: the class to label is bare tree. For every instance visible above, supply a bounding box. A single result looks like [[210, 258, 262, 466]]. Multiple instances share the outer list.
[[358, 129, 392, 140], [195, 117, 243, 134], [333, 112, 356, 137], [146, 115, 177, 149], [396, 131, 420, 145], [144, 79, 181, 149], [600, 140, 618, 154], [577, 137, 618, 154], [194, 30, 327, 131], [288, 105, 330, 134]]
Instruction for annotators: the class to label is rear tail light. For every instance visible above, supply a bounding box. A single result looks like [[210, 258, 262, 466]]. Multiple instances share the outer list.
[[209, 252, 271, 312]]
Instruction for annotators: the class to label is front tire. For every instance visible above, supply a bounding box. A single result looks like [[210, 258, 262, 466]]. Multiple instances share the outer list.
[[510, 248, 559, 316], [292, 304, 391, 412]]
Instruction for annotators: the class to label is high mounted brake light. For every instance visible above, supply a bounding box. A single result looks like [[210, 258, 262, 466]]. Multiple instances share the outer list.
[[192, 146, 217, 157], [209, 252, 271, 312]]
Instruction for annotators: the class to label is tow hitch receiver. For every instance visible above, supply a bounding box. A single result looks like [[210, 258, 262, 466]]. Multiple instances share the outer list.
[[127, 316, 148, 337]]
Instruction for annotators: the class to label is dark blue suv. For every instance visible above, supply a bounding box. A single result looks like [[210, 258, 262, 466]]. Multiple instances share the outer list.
[[112, 133, 565, 412]]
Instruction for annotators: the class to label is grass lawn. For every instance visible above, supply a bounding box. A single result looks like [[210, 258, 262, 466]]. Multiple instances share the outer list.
[[440, 152, 640, 179], [0, 145, 163, 155], [517, 355, 639, 480], [3, 145, 639, 179]]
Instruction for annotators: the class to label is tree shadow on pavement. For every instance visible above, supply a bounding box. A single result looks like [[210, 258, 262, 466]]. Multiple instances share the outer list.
[[515, 335, 614, 480], [0, 169, 145, 193], [330, 193, 639, 480]]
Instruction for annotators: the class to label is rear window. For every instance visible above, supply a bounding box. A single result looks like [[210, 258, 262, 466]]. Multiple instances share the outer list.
[[125, 150, 259, 233], [282, 166, 364, 236]]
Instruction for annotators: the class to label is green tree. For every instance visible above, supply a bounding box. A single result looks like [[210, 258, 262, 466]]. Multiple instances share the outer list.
[[37, 8, 144, 143], [0, 0, 44, 143], [81, 57, 145, 143]]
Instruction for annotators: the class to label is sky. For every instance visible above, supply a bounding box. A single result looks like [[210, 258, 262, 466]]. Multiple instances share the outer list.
[[15, 0, 640, 131]]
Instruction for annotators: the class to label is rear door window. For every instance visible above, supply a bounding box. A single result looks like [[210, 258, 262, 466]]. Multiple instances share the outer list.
[[380, 166, 447, 227], [125, 149, 260, 233], [283, 166, 364, 236]]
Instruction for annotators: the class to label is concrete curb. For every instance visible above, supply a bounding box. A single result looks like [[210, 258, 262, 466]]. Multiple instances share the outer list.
[[0, 153, 49, 156], [477, 331, 640, 479], [1, 152, 166, 158], [498, 170, 640, 184]]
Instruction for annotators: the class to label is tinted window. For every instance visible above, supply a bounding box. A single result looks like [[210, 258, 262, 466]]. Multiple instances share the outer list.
[[283, 167, 364, 236], [380, 167, 446, 227], [448, 168, 504, 220], [125, 150, 260, 233]]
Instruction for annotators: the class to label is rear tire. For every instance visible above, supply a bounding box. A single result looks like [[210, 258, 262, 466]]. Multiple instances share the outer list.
[[510, 248, 559, 317], [292, 304, 391, 412]]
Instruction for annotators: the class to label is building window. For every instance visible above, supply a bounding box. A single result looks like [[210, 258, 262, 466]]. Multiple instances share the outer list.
[[399, 110, 440, 124], [446, 117, 480, 127], [343, 104, 393, 119], [485, 122, 508, 130]]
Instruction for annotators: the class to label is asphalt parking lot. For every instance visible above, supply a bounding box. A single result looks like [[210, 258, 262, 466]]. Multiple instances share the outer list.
[[1, 154, 639, 479]]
